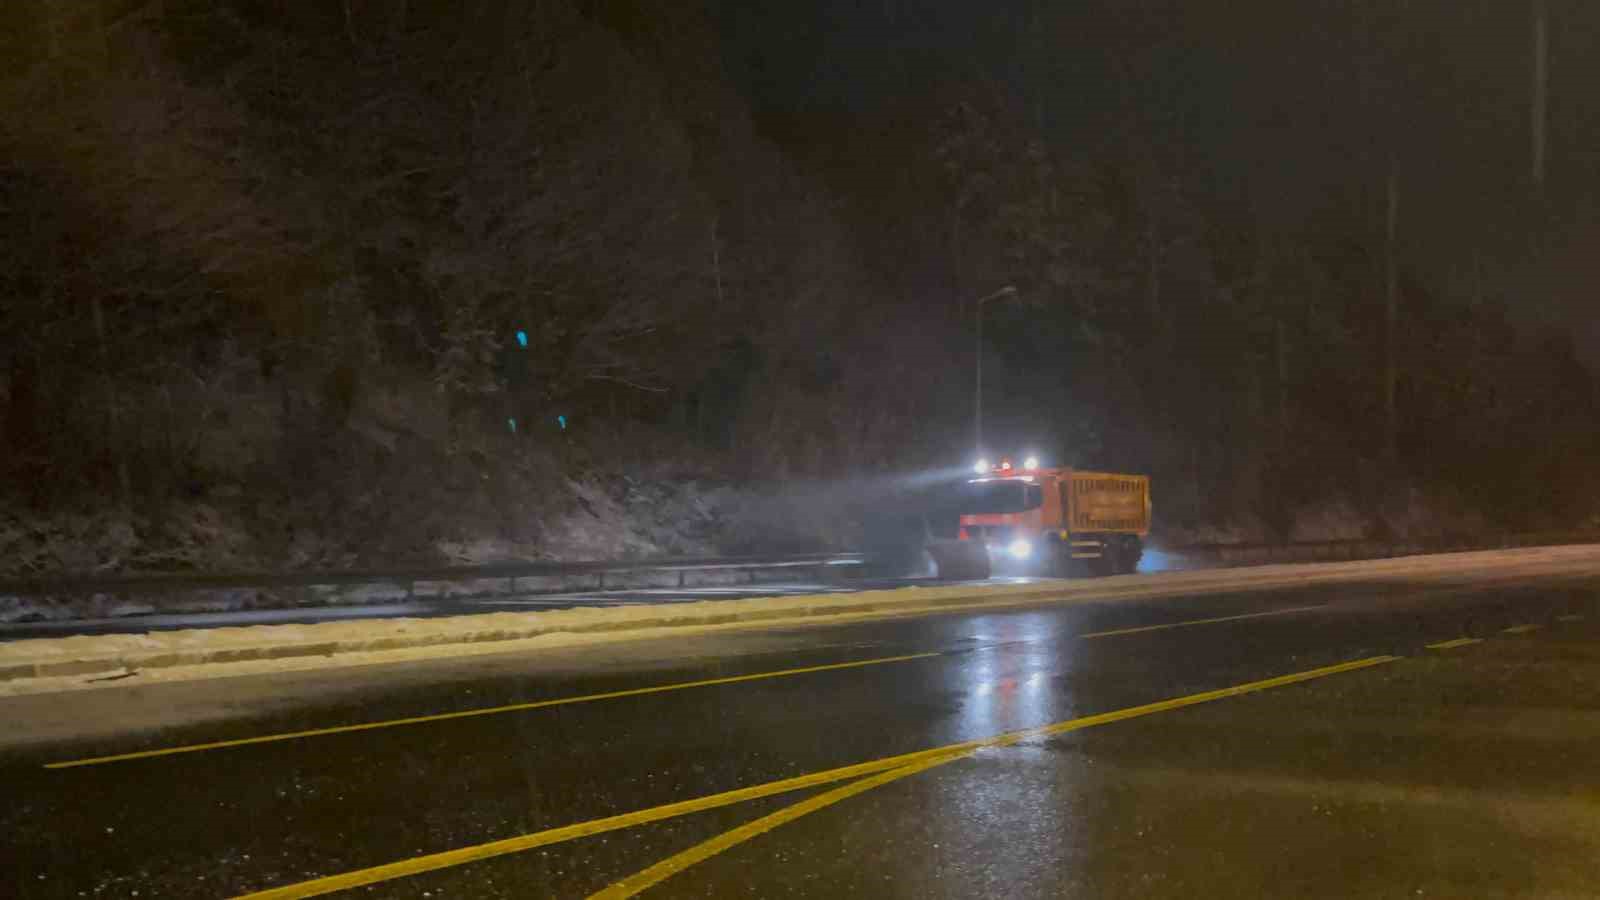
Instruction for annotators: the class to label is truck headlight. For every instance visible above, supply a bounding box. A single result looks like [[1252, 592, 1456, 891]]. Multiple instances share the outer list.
[[1008, 539, 1033, 560]]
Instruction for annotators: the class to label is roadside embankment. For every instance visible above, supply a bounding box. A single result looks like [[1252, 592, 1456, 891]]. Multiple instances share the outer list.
[[3, 545, 1598, 691]]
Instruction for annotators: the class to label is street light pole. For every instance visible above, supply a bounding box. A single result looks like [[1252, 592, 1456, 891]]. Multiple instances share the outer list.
[[974, 285, 1017, 459]]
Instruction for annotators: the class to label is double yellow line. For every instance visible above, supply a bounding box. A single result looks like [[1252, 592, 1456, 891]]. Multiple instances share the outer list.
[[588, 750, 968, 900], [235, 654, 1400, 899]]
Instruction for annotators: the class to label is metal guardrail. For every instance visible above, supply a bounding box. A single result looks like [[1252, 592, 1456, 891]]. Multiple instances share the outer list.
[[1162, 530, 1600, 566], [0, 552, 867, 600], [3, 529, 1597, 603]]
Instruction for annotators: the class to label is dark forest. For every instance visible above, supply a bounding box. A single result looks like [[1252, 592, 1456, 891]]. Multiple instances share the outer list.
[[3, 0, 1596, 573]]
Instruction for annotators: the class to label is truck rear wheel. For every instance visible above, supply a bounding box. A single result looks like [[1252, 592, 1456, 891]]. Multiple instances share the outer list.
[[1078, 536, 1142, 576], [1119, 536, 1144, 574], [1093, 541, 1121, 577]]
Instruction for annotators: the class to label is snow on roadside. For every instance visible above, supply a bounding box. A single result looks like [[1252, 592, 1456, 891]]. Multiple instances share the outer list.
[[0, 588, 323, 625], [4, 544, 1598, 695]]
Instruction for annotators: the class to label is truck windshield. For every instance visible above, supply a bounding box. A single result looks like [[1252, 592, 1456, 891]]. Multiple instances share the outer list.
[[953, 480, 1044, 514]]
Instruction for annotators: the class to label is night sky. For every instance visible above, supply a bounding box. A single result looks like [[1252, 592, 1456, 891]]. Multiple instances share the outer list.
[[720, 0, 1600, 353]]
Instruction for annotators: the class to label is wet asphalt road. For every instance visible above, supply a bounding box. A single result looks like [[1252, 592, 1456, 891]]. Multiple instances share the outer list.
[[4, 573, 1600, 899]]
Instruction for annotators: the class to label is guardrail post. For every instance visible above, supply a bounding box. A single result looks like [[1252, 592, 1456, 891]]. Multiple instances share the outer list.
[[678, 570, 686, 588], [598, 572, 606, 591], [506, 576, 517, 596], [405, 578, 414, 600]]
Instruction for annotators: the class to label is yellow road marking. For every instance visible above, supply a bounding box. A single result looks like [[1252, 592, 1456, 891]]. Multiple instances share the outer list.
[[1425, 637, 1483, 650], [233, 655, 1400, 899], [1503, 624, 1543, 635], [1079, 605, 1323, 639], [45, 653, 940, 769], [586, 752, 970, 900], [231, 749, 955, 900]]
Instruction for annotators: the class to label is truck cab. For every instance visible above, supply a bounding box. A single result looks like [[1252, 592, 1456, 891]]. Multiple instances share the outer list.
[[956, 457, 1149, 576]]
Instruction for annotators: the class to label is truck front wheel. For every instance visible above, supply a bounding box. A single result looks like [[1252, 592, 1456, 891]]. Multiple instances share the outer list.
[[1045, 538, 1072, 578]]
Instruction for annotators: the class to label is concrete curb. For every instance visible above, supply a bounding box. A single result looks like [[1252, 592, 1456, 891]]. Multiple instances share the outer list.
[[3, 544, 1598, 684]]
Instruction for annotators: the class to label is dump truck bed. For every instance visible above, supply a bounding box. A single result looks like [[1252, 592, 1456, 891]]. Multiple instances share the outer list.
[[1065, 470, 1151, 535]]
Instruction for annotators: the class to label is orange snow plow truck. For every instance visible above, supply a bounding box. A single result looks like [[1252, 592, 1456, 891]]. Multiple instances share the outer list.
[[957, 457, 1150, 576]]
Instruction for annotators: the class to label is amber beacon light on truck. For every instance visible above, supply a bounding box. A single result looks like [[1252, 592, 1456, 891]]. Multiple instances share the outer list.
[[956, 456, 1151, 576]]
